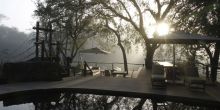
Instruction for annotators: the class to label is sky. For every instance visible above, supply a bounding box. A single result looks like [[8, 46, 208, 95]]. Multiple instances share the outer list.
[[0, 0, 36, 33]]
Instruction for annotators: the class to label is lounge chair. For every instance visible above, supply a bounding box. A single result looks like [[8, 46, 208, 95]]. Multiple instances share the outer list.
[[184, 65, 206, 90], [83, 61, 93, 76], [112, 71, 127, 77], [151, 63, 166, 88], [91, 66, 101, 76], [104, 70, 111, 76]]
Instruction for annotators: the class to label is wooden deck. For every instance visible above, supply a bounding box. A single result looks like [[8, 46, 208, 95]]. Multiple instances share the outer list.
[[0, 68, 220, 108]]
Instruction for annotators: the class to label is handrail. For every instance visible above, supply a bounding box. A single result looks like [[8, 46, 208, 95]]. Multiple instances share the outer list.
[[73, 61, 144, 66]]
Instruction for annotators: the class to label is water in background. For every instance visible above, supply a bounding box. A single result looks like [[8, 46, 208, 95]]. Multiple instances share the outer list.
[[73, 45, 145, 71]]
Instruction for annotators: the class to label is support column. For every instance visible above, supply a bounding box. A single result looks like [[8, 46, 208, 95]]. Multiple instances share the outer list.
[[35, 22, 40, 58], [152, 100, 158, 110], [33, 21, 54, 61], [172, 44, 176, 83], [49, 24, 52, 60]]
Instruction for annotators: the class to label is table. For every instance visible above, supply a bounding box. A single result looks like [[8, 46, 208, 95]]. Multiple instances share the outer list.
[[157, 61, 176, 82], [157, 61, 173, 67]]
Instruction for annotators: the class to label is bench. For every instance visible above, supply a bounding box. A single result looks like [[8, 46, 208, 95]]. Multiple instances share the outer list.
[[185, 77, 206, 90]]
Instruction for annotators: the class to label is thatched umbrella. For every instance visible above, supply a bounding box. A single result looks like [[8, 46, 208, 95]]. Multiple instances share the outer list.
[[79, 47, 110, 69]]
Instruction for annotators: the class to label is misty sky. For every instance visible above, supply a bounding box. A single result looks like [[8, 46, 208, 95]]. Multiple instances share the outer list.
[[0, 0, 36, 33]]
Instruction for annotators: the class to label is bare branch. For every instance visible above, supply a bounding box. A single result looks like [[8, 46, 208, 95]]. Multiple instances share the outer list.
[[99, 1, 141, 36], [204, 45, 213, 58], [99, 1, 130, 21], [117, 0, 132, 20], [130, 0, 143, 28], [161, 0, 176, 19], [145, 8, 158, 21], [105, 20, 121, 42], [155, 0, 161, 16]]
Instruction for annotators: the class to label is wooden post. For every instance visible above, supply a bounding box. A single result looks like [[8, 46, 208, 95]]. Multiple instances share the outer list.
[[33, 22, 54, 61], [35, 22, 40, 58], [83, 61, 87, 77], [172, 44, 176, 83], [173, 44, 175, 67], [49, 24, 52, 59], [41, 40, 45, 60]]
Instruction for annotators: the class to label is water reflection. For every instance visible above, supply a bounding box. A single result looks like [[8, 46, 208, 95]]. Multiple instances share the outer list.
[[0, 91, 215, 110]]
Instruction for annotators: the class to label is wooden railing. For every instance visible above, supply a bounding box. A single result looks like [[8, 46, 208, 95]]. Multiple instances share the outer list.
[[73, 61, 144, 71]]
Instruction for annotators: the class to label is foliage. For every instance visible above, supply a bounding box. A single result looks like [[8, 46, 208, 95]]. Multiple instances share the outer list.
[[94, 0, 178, 68], [34, 0, 97, 62], [171, 0, 220, 36], [171, 0, 220, 82]]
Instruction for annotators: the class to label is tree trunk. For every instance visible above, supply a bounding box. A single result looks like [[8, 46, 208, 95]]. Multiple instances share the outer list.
[[106, 24, 128, 74], [145, 46, 156, 69], [210, 42, 220, 82], [118, 43, 128, 73]]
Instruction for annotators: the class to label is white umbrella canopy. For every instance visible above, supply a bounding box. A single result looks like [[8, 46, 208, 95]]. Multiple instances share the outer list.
[[148, 32, 220, 44], [79, 47, 110, 54]]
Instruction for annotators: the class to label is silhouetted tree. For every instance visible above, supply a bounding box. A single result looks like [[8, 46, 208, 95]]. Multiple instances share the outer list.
[[94, 0, 178, 69], [94, 12, 129, 73], [35, 0, 97, 64], [172, 0, 220, 82]]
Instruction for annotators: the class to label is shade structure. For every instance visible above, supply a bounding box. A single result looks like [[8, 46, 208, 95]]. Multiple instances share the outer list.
[[148, 32, 220, 44], [148, 32, 220, 69], [79, 47, 110, 54]]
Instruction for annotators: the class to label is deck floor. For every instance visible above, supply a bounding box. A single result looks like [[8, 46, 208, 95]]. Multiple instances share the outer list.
[[0, 68, 220, 107]]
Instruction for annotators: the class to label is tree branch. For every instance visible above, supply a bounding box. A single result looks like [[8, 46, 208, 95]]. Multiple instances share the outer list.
[[155, 0, 161, 17], [99, 1, 141, 37], [161, 0, 176, 19], [145, 8, 158, 20], [130, 0, 143, 28], [203, 44, 213, 59], [117, 0, 132, 20], [105, 20, 121, 43], [99, 1, 130, 21]]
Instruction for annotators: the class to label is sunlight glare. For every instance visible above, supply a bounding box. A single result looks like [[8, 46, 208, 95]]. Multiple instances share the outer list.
[[156, 22, 170, 36]]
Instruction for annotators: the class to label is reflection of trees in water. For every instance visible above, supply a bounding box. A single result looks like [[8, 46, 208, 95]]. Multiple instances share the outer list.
[[157, 102, 212, 110], [33, 93, 213, 110], [34, 93, 140, 110]]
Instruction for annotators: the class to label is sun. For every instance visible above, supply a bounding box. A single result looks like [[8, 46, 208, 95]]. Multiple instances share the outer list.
[[156, 22, 170, 36]]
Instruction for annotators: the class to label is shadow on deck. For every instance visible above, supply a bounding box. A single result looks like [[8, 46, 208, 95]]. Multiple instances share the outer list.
[[0, 68, 220, 108]]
